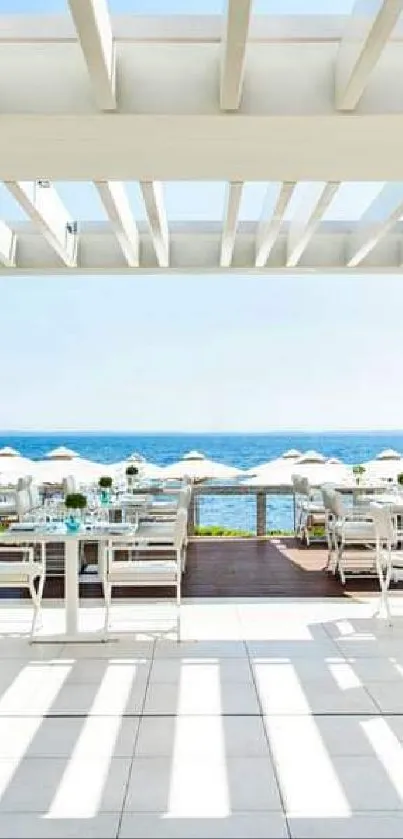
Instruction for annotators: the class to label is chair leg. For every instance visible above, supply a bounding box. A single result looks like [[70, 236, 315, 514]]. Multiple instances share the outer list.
[[29, 572, 44, 639], [176, 578, 181, 643], [336, 541, 346, 585], [104, 583, 112, 635]]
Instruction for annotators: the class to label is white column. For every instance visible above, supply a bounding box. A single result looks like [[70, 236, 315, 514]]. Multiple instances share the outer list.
[[139, 181, 169, 267], [4, 180, 78, 267], [287, 182, 339, 267], [336, 0, 403, 110], [220, 0, 253, 110], [0, 220, 16, 267], [347, 181, 403, 266], [95, 181, 139, 266], [256, 182, 296, 267], [220, 182, 243, 267], [68, 0, 116, 110]]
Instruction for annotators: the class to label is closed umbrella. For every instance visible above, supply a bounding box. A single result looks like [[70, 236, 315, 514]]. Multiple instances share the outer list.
[[162, 450, 242, 481]]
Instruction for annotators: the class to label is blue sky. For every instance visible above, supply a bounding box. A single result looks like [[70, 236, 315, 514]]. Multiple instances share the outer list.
[[0, 0, 399, 432], [0, 1, 356, 14], [1, 271, 402, 432], [0, 178, 396, 432]]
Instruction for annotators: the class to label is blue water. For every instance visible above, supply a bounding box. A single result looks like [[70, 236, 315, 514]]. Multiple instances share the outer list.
[[2, 431, 403, 532]]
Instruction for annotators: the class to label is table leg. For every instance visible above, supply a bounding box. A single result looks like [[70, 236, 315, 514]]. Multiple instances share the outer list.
[[65, 538, 79, 636], [31, 537, 107, 643]]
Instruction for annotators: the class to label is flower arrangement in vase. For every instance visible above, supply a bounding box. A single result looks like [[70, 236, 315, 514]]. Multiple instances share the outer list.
[[126, 465, 139, 491], [352, 464, 366, 485], [65, 492, 87, 532]]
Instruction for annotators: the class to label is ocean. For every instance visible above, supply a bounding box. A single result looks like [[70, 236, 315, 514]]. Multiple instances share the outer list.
[[1, 430, 403, 532]]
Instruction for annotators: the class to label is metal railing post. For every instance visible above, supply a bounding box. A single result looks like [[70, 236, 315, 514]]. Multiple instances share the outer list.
[[256, 491, 267, 536]]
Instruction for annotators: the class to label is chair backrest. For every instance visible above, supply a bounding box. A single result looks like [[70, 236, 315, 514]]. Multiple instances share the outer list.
[[321, 486, 337, 512], [178, 485, 192, 510], [28, 484, 41, 510], [174, 508, 188, 551], [327, 489, 346, 518], [16, 489, 31, 518], [292, 474, 311, 497], [63, 475, 77, 496], [370, 502, 396, 544], [17, 475, 32, 491]]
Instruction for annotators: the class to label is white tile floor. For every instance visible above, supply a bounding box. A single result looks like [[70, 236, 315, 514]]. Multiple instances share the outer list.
[[2, 597, 403, 836]]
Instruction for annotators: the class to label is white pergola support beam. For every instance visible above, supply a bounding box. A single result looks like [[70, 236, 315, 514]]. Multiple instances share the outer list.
[[336, 0, 403, 111], [221, 0, 252, 110], [139, 182, 169, 268], [0, 221, 16, 268], [220, 182, 243, 267], [95, 181, 139, 266], [255, 181, 296, 267], [287, 182, 340, 267], [5, 181, 77, 267], [68, 0, 116, 111], [348, 182, 403, 266]]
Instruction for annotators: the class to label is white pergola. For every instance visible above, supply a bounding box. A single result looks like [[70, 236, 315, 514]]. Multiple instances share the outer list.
[[2, 0, 403, 274]]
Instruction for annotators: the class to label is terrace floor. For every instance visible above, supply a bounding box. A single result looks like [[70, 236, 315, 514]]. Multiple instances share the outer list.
[[7, 537, 395, 601], [1, 597, 403, 837]]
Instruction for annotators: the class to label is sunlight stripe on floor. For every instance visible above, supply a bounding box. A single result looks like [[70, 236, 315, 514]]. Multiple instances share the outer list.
[[166, 663, 229, 817], [256, 661, 351, 818], [362, 718, 403, 803], [0, 662, 72, 803], [45, 662, 136, 818]]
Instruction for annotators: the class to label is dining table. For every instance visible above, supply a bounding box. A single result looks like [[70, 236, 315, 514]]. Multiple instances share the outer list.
[[0, 520, 139, 643]]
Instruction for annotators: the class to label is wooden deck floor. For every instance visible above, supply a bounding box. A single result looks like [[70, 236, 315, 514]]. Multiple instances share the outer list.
[[1, 537, 396, 600]]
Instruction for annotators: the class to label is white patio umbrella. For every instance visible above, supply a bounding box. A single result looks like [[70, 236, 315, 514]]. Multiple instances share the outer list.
[[161, 450, 242, 481], [44, 446, 79, 460], [247, 448, 302, 477], [0, 446, 35, 483], [32, 446, 114, 485], [244, 451, 351, 488], [362, 449, 403, 481], [110, 458, 165, 480]]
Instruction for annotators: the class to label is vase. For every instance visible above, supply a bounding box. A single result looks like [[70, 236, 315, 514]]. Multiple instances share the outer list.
[[65, 514, 81, 532], [100, 489, 110, 505]]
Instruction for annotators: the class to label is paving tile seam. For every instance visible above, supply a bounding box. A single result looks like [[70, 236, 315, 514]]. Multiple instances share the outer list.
[[1, 709, 397, 719], [116, 633, 158, 835], [245, 631, 290, 834]]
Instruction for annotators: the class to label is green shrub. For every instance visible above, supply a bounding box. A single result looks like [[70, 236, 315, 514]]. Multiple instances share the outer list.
[[98, 476, 112, 489], [65, 492, 87, 510], [195, 526, 253, 537], [126, 465, 139, 476]]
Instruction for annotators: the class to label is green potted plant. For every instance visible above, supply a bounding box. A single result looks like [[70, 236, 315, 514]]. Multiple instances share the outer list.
[[352, 464, 366, 485], [64, 492, 87, 531], [98, 475, 112, 505], [126, 464, 139, 490]]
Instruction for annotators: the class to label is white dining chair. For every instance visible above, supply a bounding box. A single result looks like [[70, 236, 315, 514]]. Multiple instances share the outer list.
[[103, 508, 188, 640], [292, 474, 325, 545], [330, 490, 377, 584], [0, 545, 45, 637], [370, 502, 403, 624], [16, 489, 31, 521]]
